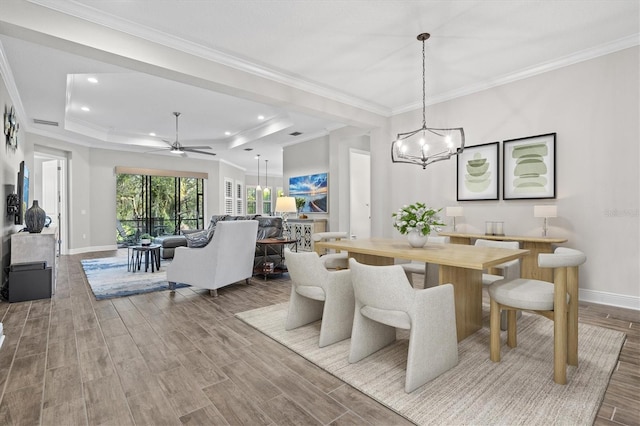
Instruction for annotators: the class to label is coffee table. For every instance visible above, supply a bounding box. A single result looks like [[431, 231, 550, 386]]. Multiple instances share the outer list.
[[128, 243, 161, 272]]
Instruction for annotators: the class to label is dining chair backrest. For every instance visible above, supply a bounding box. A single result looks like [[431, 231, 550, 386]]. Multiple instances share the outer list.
[[350, 261, 415, 313]]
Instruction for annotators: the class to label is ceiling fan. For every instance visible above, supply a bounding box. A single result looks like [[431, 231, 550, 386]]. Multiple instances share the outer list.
[[158, 112, 216, 157]]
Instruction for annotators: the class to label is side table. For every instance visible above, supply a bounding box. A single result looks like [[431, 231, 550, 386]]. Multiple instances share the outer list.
[[128, 244, 162, 272], [255, 238, 298, 278]]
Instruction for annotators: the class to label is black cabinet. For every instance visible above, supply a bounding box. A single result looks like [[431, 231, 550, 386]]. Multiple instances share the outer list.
[[7, 262, 52, 302]]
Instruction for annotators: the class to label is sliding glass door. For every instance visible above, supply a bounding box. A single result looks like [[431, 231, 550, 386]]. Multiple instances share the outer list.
[[116, 172, 204, 241]]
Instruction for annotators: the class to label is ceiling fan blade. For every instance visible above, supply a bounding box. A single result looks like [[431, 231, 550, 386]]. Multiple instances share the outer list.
[[145, 148, 172, 154], [182, 145, 213, 150], [185, 149, 217, 156]]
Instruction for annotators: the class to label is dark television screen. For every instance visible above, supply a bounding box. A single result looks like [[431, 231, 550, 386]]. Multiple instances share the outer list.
[[15, 161, 29, 225]]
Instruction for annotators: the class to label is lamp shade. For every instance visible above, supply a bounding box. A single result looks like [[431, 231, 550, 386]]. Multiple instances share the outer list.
[[446, 206, 464, 217], [275, 196, 297, 213], [534, 205, 557, 218]]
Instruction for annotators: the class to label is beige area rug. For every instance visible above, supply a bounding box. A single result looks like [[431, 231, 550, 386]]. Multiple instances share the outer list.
[[236, 303, 626, 425]]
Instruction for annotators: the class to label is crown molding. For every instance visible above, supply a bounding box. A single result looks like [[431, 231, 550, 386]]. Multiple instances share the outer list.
[[393, 33, 640, 116], [28, 0, 391, 117], [0, 40, 29, 130]]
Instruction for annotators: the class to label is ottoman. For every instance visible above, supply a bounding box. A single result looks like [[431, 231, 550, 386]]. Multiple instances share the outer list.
[[153, 235, 187, 259]]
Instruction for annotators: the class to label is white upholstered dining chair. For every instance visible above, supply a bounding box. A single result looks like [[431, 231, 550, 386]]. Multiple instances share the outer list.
[[399, 235, 449, 288], [474, 238, 522, 330], [489, 247, 586, 384], [348, 258, 458, 393], [284, 248, 354, 347], [312, 231, 349, 270]]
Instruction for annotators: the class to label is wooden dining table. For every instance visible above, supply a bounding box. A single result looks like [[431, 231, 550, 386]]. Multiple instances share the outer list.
[[314, 238, 530, 342]]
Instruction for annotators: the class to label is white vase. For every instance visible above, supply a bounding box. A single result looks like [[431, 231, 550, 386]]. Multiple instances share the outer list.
[[407, 231, 428, 248]]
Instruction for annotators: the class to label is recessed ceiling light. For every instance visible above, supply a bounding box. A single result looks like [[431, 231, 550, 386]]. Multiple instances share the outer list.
[[244, 148, 253, 151], [81, 106, 90, 112], [87, 77, 98, 84], [225, 131, 231, 136], [258, 115, 265, 120], [149, 132, 156, 136]]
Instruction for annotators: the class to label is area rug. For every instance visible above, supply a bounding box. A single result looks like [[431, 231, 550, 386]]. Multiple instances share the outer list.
[[81, 256, 188, 300], [236, 303, 626, 426]]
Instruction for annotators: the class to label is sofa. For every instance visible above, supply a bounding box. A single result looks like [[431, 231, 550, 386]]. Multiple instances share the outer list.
[[154, 214, 283, 259]]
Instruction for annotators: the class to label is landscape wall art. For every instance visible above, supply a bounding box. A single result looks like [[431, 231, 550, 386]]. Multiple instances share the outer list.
[[289, 172, 328, 213]]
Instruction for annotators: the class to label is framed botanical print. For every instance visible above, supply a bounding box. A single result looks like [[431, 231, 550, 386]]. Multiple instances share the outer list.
[[503, 133, 556, 200], [457, 142, 499, 201]]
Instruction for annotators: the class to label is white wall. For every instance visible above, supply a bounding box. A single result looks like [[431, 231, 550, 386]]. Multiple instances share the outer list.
[[384, 47, 639, 308], [0, 71, 27, 284], [26, 134, 244, 253], [283, 136, 331, 223]]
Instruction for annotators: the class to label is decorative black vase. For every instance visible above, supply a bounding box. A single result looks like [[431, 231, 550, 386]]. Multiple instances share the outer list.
[[25, 200, 46, 233]]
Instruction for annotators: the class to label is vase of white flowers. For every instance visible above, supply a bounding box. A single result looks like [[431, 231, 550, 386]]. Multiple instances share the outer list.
[[392, 202, 445, 248]]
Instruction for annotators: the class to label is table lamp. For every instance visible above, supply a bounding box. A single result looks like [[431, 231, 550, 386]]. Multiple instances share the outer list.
[[446, 206, 464, 232], [275, 196, 297, 238], [534, 205, 557, 237]]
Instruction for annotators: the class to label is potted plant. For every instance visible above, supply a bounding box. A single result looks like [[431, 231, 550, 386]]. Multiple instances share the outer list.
[[139, 233, 153, 246], [392, 202, 445, 247], [295, 197, 307, 219]]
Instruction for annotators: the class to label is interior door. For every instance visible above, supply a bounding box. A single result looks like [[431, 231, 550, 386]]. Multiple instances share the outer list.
[[349, 149, 371, 239]]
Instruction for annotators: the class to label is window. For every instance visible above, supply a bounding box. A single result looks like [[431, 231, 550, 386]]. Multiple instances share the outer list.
[[262, 187, 272, 215], [224, 178, 234, 214], [116, 170, 205, 239], [235, 181, 244, 215], [247, 186, 257, 214]]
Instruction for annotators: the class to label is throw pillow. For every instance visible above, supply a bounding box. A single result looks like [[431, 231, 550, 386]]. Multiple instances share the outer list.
[[184, 227, 215, 248]]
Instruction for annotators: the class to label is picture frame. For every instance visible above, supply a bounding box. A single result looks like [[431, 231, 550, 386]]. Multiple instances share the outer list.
[[288, 172, 328, 213], [457, 142, 499, 201], [503, 133, 556, 200]]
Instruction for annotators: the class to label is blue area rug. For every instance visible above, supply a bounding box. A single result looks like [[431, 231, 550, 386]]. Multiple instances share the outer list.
[[81, 256, 188, 300]]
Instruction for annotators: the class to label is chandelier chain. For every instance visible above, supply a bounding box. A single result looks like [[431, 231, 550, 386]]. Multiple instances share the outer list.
[[422, 37, 426, 128]]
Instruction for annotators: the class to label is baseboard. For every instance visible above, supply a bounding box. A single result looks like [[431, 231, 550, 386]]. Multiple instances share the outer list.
[[580, 288, 640, 311], [67, 245, 118, 255]]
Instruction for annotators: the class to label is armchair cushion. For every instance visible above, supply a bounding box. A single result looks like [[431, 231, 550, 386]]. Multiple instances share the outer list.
[[184, 227, 215, 248]]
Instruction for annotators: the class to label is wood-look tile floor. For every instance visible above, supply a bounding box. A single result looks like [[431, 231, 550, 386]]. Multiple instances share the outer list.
[[0, 251, 637, 425]]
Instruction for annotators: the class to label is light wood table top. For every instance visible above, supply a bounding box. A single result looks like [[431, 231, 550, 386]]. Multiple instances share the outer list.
[[438, 232, 566, 281], [438, 232, 567, 244], [314, 238, 529, 270]]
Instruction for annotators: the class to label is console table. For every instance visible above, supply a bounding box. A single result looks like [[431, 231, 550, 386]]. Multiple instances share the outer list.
[[286, 219, 327, 252], [11, 227, 58, 295], [438, 232, 567, 281]]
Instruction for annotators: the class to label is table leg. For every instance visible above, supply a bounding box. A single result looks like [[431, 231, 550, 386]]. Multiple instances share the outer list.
[[144, 250, 150, 272], [439, 265, 483, 342], [128, 247, 132, 272], [154, 247, 161, 271]]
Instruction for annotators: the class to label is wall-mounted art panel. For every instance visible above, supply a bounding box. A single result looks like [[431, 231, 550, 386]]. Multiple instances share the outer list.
[[457, 142, 499, 201], [288, 172, 328, 213], [503, 133, 556, 200]]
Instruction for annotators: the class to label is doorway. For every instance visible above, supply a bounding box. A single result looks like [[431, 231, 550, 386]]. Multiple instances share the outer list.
[[34, 149, 68, 255], [349, 149, 371, 239]]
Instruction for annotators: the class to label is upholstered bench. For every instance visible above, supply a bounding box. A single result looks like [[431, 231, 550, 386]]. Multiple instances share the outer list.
[[153, 235, 187, 259]]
